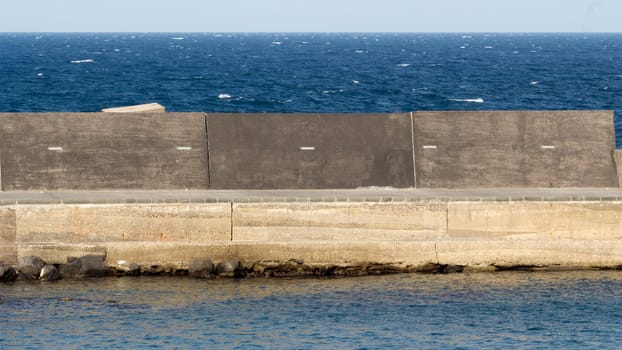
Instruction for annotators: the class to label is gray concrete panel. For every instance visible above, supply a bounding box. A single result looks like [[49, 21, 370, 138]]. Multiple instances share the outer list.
[[0, 113, 209, 190], [207, 113, 414, 189], [413, 111, 618, 188]]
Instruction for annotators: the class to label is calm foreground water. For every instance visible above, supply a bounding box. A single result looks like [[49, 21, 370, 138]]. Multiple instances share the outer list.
[[2, 271, 622, 349]]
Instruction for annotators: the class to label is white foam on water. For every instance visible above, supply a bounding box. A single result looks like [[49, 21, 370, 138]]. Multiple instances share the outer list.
[[70, 59, 94, 64], [450, 98, 484, 103], [530, 81, 540, 85], [461, 35, 472, 39], [37, 73, 44, 77], [460, 46, 466, 49], [352, 80, 360, 84], [114, 49, 120, 52], [218, 93, 232, 99], [272, 41, 282, 45], [171, 37, 184, 40], [484, 46, 493, 49], [397, 63, 410, 67], [355, 50, 364, 53]]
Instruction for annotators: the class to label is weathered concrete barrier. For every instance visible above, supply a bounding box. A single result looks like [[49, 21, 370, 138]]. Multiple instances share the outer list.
[[3, 197, 622, 270], [233, 202, 446, 241], [0, 112, 209, 190], [0, 110, 618, 190], [14, 204, 231, 243], [412, 110, 618, 188], [206, 113, 415, 189]]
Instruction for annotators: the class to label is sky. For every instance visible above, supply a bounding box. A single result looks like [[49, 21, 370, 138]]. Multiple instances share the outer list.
[[1, 0, 621, 33]]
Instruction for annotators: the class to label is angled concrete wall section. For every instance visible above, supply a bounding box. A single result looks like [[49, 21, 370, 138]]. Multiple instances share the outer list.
[[413, 111, 618, 188], [0, 113, 209, 190], [207, 113, 415, 189]]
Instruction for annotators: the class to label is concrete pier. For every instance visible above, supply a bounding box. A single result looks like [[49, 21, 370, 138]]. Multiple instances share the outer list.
[[1, 110, 621, 273], [3, 188, 622, 270]]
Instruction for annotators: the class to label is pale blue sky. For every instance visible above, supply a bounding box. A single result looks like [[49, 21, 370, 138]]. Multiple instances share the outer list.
[[1, 0, 620, 32]]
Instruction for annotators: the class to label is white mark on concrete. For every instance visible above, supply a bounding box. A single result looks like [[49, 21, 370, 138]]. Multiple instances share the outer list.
[[176, 146, 192, 150], [47, 147, 63, 151], [540, 145, 555, 149], [423, 145, 437, 149], [300, 146, 315, 151]]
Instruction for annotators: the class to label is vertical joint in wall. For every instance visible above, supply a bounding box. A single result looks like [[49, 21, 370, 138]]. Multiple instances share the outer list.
[[410, 111, 417, 188], [230, 201, 234, 241]]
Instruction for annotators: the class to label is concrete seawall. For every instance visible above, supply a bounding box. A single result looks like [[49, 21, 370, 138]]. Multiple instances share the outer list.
[[1, 110, 617, 190], [1, 110, 621, 274], [3, 189, 622, 270]]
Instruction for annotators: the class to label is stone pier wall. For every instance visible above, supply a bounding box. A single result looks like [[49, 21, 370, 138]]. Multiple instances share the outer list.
[[3, 200, 622, 269]]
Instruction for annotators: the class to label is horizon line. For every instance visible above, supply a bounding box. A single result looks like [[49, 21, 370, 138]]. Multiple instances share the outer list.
[[2, 31, 622, 34]]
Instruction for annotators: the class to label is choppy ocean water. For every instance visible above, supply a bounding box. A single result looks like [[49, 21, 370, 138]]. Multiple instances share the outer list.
[[3, 33, 622, 348], [2, 272, 622, 349], [1, 33, 621, 145]]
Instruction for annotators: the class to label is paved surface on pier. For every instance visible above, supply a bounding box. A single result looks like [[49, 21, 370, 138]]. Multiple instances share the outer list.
[[2, 188, 622, 205]]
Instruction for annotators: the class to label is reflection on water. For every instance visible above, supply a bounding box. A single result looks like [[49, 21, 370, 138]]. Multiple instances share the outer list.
[[2, 271, 622, 349]]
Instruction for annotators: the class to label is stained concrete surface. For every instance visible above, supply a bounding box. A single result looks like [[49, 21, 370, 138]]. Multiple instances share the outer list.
[[0, 113, 209, 190], [413, 111, 618, 188], [206, 113, 415, 189]]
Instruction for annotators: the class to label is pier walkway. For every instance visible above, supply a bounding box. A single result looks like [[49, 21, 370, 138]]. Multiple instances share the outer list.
[[2, 187, 622, 204]]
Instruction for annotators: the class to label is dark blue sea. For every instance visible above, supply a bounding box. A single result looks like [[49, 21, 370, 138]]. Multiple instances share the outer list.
[[1, 33, 622, 145]]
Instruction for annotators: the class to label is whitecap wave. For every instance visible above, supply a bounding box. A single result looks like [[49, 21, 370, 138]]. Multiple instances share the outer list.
[[450, 98, 484, 103], [529, 81, 540, 85], [397, 63, 410, 67], [218, 93, 232, 99], [70, 59, 94, 64], [271, 41, 282, 45], [171, 37, 184, 40]]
